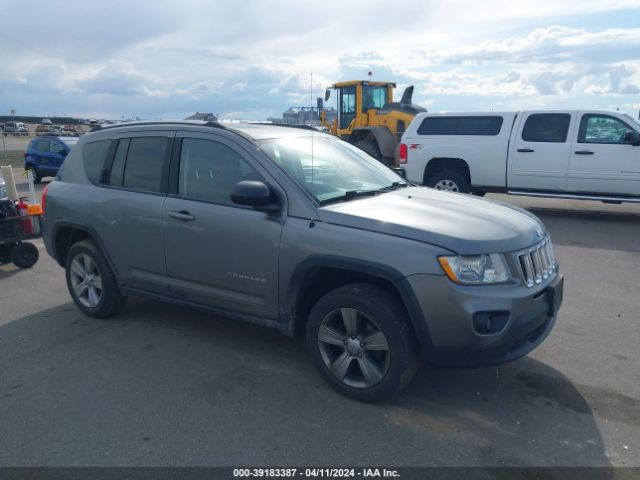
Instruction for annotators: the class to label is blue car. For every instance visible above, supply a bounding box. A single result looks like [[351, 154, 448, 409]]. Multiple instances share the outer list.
[[24, 136, 79, 183]]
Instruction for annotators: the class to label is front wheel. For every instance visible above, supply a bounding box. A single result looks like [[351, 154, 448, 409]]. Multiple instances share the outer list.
[[426, 171, 471, 193], [65, 240, 126, 318], [306, 283, 419, 402]]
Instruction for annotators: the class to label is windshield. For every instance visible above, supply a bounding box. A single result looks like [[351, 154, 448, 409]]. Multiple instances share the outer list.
[[258, 136, 406, 204]]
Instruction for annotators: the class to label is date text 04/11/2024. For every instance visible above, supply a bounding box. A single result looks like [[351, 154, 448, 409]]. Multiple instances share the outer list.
[[232, 468, 400, 478]]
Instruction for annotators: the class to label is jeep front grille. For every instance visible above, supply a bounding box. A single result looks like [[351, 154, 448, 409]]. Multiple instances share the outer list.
[[517, 238, 556, 288]]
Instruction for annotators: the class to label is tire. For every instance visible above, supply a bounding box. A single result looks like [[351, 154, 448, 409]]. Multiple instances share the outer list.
[[426, 170, 471, 193], [65, 240, 126, 318], [306, 283, 419, 402], [354, 139, 381, 160], [11, 242, 39, 268], [26, 166, 42, 184]]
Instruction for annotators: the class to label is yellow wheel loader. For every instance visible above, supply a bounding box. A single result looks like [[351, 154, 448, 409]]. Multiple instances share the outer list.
[[320, 80, 426, 166]]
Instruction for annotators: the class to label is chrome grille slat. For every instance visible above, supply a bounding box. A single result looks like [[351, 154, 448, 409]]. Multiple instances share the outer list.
[[517, 236, 557, 288]]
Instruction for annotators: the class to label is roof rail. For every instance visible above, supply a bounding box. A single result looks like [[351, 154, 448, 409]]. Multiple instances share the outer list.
[[90, 120, 225, 132]]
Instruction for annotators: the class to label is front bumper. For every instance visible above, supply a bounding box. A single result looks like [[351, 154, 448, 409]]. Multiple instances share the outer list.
[[404, 272, 563, 368]]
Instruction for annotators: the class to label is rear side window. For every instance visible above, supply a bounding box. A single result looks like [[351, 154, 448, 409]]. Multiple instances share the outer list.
[[108, 138, 129, 187], [33, 140, 50, 151], [522, 113, 571, 143], [417, 116, 503, 135], [83, 140, 113, 185], [122, 137, 169, 193]]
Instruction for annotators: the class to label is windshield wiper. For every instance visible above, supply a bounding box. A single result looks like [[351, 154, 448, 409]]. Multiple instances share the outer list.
[[319, 189, 379, 205], [376, 181, 409, 192]]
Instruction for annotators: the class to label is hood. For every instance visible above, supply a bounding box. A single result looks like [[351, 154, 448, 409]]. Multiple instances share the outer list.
[[318, 187, 546, 255]]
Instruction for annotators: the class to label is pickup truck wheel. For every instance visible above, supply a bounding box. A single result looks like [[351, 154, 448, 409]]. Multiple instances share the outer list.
[[65, 240, 126, 318], [427, 171, 470, 193], [306, 283, 419, 402]]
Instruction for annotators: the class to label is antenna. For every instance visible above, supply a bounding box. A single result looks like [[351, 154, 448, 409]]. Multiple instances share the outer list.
[[310, 72, 314, 194]]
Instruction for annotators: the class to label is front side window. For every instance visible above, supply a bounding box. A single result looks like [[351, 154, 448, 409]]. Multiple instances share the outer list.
[[178, 138, 262, 206], [122, 137, 168, 193], [579, 114, 633, 144], [258, 135, 405, 204], [522, 113, 571, 143]]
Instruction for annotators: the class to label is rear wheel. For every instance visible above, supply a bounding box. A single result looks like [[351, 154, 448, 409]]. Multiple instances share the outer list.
[[11, 242, 39, 268], [306, 283, 419, 402], [65, 240, 126, 318], [427, 170, 471, 193]]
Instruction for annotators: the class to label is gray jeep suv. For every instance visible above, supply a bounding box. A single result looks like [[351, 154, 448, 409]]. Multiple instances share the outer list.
[[42, 121, 563, 402]]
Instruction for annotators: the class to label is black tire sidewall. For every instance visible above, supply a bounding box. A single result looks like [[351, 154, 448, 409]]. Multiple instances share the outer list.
[[65, 240, 123, 318], [11, 242, 39, 268], [427, 171, 471, 193], [306, 284, 417, 402]]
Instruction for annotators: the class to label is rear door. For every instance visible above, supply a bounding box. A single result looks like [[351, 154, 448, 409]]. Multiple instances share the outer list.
[[163, 131, 283, 319], [88, 131, 174, 294], [567, 113, 640, 195], [509, 112, 575, 191], [48, 140, 68, 171]]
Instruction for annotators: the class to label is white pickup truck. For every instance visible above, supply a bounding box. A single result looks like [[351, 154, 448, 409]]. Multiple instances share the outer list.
[[398, 110, 640, 203]]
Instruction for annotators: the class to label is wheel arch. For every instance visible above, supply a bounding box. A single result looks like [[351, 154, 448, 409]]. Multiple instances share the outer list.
[[423, 157, 471, 186], [52, 222, 118, 275], [284, 256, 432, 351], [349, 127, 397, 158]]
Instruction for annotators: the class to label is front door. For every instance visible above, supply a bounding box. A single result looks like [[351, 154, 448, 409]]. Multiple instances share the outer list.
[[567, 113, 640, 195], [509, 112, 575, 191], [163, 133, 282, 320]]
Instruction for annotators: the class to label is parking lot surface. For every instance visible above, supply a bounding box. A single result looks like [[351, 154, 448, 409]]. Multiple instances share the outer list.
[[1, 189, 638, 467]]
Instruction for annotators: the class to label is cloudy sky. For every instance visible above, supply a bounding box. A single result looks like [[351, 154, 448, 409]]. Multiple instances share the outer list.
[[1, 0, 639, 120]]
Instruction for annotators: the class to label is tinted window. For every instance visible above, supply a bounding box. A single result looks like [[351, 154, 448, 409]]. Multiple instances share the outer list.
[[33, 140, 50, 151], [417, 116, 503, 135], [50, 141, 66, 154], [122, 137, 168, 193], [179, 138, 262, 206], [522, 113, 571, 143], [579, 114, 633, 144], [108, 138, 129, 187], [83, 140, 113, 185]]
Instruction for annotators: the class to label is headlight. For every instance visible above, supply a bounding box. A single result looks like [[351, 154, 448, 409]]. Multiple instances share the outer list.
[[438, 254, 511, 284]]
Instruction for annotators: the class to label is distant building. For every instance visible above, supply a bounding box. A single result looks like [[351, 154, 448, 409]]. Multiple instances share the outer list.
[[185, 112, 218, 121]]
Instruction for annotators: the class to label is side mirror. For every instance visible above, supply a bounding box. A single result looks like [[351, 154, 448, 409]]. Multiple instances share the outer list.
[[325, 88, 331, 102], [623, 130, 640, 146], [230, 180, 279, 211]]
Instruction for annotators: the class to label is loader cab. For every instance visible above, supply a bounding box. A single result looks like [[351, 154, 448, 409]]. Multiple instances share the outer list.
[[325, 81, 396, 136]]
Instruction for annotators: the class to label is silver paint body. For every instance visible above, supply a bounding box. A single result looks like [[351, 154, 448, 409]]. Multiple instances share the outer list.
[[42, 122, 560, 359]]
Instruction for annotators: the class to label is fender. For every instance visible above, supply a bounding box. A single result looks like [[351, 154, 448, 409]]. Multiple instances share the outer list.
[[283, 255, 434, 350], [350, 127, 397, 158], [50, 221, 120, 276]]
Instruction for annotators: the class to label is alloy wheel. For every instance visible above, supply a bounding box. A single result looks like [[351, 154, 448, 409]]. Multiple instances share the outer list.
[[317, 308, 391, 388], [69, 253, 103, 308]]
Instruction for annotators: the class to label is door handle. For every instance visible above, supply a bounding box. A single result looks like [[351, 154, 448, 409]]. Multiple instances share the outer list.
[[574, 150, 594, 155], [517, 148, 535, 153], [169, 210, 196, 221]]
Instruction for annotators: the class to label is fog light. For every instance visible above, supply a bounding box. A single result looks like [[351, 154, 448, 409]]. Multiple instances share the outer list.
[[473, 311, 510, 335]]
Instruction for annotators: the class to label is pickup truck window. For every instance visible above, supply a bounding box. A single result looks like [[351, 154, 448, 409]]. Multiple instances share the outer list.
[[522, 113, 570, 143], [417, 116, 503, 136], [578, 114, 633, 144]]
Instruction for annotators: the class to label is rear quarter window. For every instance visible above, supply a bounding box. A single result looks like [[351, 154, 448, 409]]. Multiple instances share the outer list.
[[417, 116, 503, 135], [82, 140, 113, 185]]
